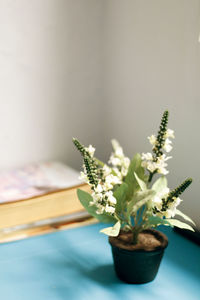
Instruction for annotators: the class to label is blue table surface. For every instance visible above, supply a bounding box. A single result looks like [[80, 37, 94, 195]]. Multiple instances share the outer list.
[[0, 223, 199, 300]]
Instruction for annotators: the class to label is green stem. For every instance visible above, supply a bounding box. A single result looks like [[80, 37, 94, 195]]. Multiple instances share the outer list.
[[131, 226, 143, 245], [132, 230, 139, 245], [148, 171, 155, 183], [131, 211, 143, 244]]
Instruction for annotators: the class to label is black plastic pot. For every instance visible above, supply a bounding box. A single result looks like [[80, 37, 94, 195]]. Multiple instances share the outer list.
[[109, 230, 168, 284]]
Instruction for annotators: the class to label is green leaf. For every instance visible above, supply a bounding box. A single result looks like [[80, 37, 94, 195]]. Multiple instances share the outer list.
[[152, 176, 167, 194], [166, 219, 195, 232], [175, 209, 195, 226], [114, 182, 129, 213], [132, 192, 155, 213], [100, 221, 121, 237], [134, 172, 147, 191], [77, 189, 116, 223], [127, 190, 156, 216], [147, 216, 171, 227], [124, 153, 145, 199]]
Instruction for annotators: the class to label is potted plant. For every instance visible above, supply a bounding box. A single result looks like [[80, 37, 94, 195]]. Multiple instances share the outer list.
[[73, 110, 195, 284]]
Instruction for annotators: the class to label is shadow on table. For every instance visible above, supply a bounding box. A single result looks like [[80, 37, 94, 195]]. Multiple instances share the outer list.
[[85, 263, 119, 285], [160, 227, 200, 279]]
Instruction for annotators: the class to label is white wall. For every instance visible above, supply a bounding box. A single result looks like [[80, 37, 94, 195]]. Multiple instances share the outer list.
[[103, 0, 200, 228], [0, 1, 199, 227], [0, 0, 104, 170]]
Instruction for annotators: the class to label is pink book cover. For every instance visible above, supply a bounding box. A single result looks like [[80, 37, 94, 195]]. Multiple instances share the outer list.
[[0, 162, 82, 204]]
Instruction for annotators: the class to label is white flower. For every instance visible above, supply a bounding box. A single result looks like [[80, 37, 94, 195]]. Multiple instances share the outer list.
[[104, 181, 114, 191], [141, 156, 157, 173], [105, 175, 113, 185], [156, 156, 168, 174], [150, 187, 182, 219], [102, 165, 112, 176], [108, 139, 130, 178], [119, 157, 130, 177], [94, 184, 103, 193], [79, 171, 88, 182], [152, 196, 163, 210], [104, 174, 121, 191], [121, 166, 128, 177], [89, 175, 118, 214], [105, 204, 115, 214], [105, 191, 117, 205], [109, 196, 117, 205], [158, 187, 170, 198], [148, 135, 157, 146], [151, 187, 170, 211], [163, 209, 174, 218], [96, 206, 105, 215], [155, 154, 172, 175], [163, 199, 179, 218], [123, 157, 130, 168], [102, 165, 122, 190], [174, 197, 182, 206], [158, 195, 182, 219], [86, 139, 130, 216], [165, 129, 175, 139], [141, 152, 158, 173], [109, 156, 121, 166], [85, 145, 95, 157], [157, 167, 169, 175], [110, 139, 124, 161], [115, 147, 124, 158], [163, 138, 173, 153], [91, 192, 102, 203], [111, 139, 121, 152], [113, 167, 122, 180], [111, 175, 121, 185], [167, 197, 182, 217], [147, 161, 157, 173], [142, 152, 153, 161]]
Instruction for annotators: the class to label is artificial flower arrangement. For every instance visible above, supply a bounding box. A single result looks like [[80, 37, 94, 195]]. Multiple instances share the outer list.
[[73, 110, 194, 283]]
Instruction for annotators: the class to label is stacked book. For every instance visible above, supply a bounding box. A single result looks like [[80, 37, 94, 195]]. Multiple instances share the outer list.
[[0, 161, 92, 243]]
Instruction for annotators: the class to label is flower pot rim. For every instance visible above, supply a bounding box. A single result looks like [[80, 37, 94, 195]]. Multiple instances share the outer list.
[[109, 228, 168, 254]]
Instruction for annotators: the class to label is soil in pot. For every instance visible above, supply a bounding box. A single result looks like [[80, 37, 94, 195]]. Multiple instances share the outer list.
[[109, 229, 168, 284]]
